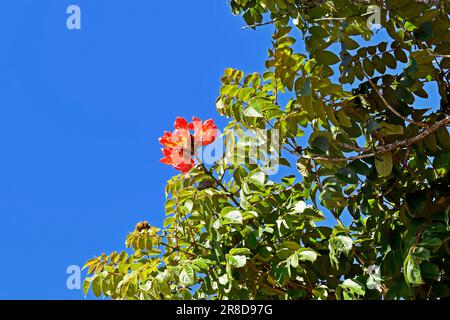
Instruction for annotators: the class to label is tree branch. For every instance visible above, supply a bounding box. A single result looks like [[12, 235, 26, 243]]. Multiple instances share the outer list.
[[299, 115, 450, 162]]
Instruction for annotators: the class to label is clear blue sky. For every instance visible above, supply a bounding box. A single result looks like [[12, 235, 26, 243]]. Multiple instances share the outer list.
[[0, 0, 274, 299]]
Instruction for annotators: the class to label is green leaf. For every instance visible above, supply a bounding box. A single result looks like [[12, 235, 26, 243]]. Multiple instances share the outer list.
[[420, 238, 442, 250], [179, 265, 196, 286], [246, 231, 258, 250], [330, 236, 353, 257], [372, 55, 386, 74], [396, 86, 415, 104], [349, 160, 371, 176], [310, 26, 328, 38], [237, 87, 255, 101], [281, 175, 295, 186], [436, 126, 450, 148], [297, 158, 311, 177], [336, 167, 358, 184], [296, 78, 312, 96], [410, 246, 431, 262], [83, 258, 99, 271], [289, 253, 299, 268], [304, 59, 316, 73], [83, 277, 93, 297], [420, 262, 440, 279], [343, 37, 359, 50], [329, 235, 353, 268], [247, 171, 265, 186], [192, 258, 211, 272], [379, 122, 404, 136], [218, 274, 228, 285], [182, 289, 193, 300], [221, 207, 243, 225], [227, 254, 247, 268], [229, 247, 251, 256], [245, 98, 265, 117], [244, 106, 263, 118], [382, 52, 397, 69], [375, 153, 393, 177], [282, 241, 301, 251], [414, 21, 433, 41], [312, 285, 328, 300], [291, 201, 307, 214], [92, 276, 102, 298], [394, 48, 408, 63], [424, 133, 438, 152], [366, 274, 382, 290], [404, 255, 424, 286], [297, 248, 318, 262], [363, 58, 374, 76], [275, 26, 292, 38], [404, 21, 418, 32], [336, 109, 352, 128], [316, 50, 340, 65], [341, 279, 366, 296], [311, 136, 329, 153]]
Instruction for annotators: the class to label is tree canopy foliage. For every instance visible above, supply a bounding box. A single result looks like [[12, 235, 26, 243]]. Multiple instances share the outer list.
[[84, 0, 450, 300]]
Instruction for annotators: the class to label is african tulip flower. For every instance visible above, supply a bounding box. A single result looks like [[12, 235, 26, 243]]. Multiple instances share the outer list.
[[159, 117, 218, 173], [189, 117, 218, 146]]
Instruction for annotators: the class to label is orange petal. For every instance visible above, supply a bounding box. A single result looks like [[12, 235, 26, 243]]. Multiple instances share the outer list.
[[160, 157, 173, 165], [174, 117, 188, 130]]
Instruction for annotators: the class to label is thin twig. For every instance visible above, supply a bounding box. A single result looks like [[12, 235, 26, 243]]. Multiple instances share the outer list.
[[160, 241, 196, 258], [366, 77, 428, 127], [336, 141, 367, 152], [196, 159, 240, 206], [242, 16, 285, 30], [314, 17, 346, 22], [430, 53, 450, 58]]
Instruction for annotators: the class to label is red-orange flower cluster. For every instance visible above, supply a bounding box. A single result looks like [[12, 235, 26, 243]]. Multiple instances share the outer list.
[[159, 117, 218, 173]]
